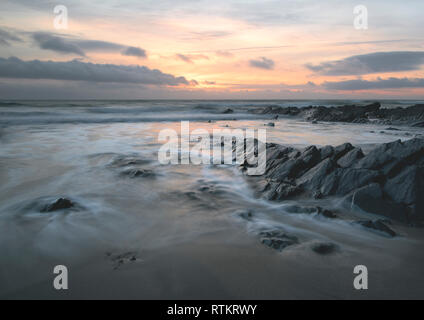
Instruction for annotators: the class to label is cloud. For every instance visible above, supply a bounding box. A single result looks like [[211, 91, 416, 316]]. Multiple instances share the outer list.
[[175, 53, 209, 63], [122, 46, 147, 58], [32, 32, 86, 56], [323, 77, 424, 90], [249, 57, 275, 70], [183, 31, 232, 40], [306, 51, 424, 76], [0, 57, 190, 86], [0, 28, 23, 46], [31, 32, 147, 58]]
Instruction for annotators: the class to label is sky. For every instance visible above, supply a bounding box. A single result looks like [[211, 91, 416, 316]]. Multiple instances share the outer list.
[[1, 0, 424, 99]]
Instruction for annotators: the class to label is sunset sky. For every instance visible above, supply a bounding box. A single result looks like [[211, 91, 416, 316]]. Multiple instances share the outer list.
[[1, 0, 424, 99]]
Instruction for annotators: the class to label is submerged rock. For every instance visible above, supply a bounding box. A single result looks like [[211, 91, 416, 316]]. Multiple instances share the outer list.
[[259, 230, 299, 251], [41, 198, 74, 212], [354, 220, 397, 237], [311, 242, 338, 255], [120, 168, 155, 178], [237, 210, 254, 221], [223, 108, 234, 114]]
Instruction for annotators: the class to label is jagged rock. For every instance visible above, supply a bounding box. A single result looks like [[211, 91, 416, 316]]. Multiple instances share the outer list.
[[337, 148, 364, 168], [41, 198, 74, 212], [223, 108, 234, 114], [384, 165, 424, 220], [242, 138, 424, 222], [319, 168, 381, 196], [253, 102, 424, 125], [311, 242, 338, 254], [297, 158, 335, 191], [320, 145, 334, 160], [332, 143, 354, 161], [355, 138, 424, 176], [259, 230, 299, 251], [354, 220, 397, 237]]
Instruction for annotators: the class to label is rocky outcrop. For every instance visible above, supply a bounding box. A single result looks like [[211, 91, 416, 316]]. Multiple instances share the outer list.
[[252, 102, 424, 126], [239, 138, 424, 223]]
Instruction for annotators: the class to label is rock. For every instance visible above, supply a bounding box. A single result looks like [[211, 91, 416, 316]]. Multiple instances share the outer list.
[[384, 165, 421, 205], [297, 158, 335, 191], [41, 198, 74, 212], [332, 143, 354, 161], [412, 121, 424, 127], [266, 182, 302, 201], [240, 138, 424, 222], [385, 127, 400, 131], [337, 147, 364, 168], [316, 207, 337, 218], [284, 205, 317, 214], [321, 168, 381, 196], [109, 155, 151, 167], [265, 122, 275, 127], [384, 165, 424, 221], [355, 138, 424, 176], [311, 242, 338, 254], [238, 210, 254, 221], [354, 220, 397, 237], [319, 145, 334, 160], [223, 108, 234, 114], [311, 120, 318, 124], [121, 168, 155, 178], [251, 102, 424, 125], [259, 230, 299, 251]]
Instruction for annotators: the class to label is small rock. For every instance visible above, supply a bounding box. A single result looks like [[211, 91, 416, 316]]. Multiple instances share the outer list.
[[311, 242, 337, 255], [223, 108, 234, 114], [41, 198, 74, 212], [238, 210, 254, 221], [259, 230, 298, 251], [316, 206, 337, 218], [265, 122, 275, 127]]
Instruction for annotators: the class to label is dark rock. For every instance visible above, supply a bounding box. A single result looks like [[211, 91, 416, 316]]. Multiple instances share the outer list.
[[385, 127, 400, 131], [223, 108, 234, 114], [354, 220, 397, 237], [311, 242, 338, 254], [316, 206, 337, 218], [265, 122, 275, 127], [240, 138, 424, 222], [238, 210, 254, 221], [332, 143, 354, 161], [259, 230, 299, 251], [297, 158, 335, 191], [121, 168, 155, 178], [412, 121, 424, 127], [319, 145, 334, 160], [41, 198, 74, 212], [337, 147, 364, 168]]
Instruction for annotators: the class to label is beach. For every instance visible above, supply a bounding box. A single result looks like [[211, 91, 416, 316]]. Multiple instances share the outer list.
[[1, 100, 424, 299]]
